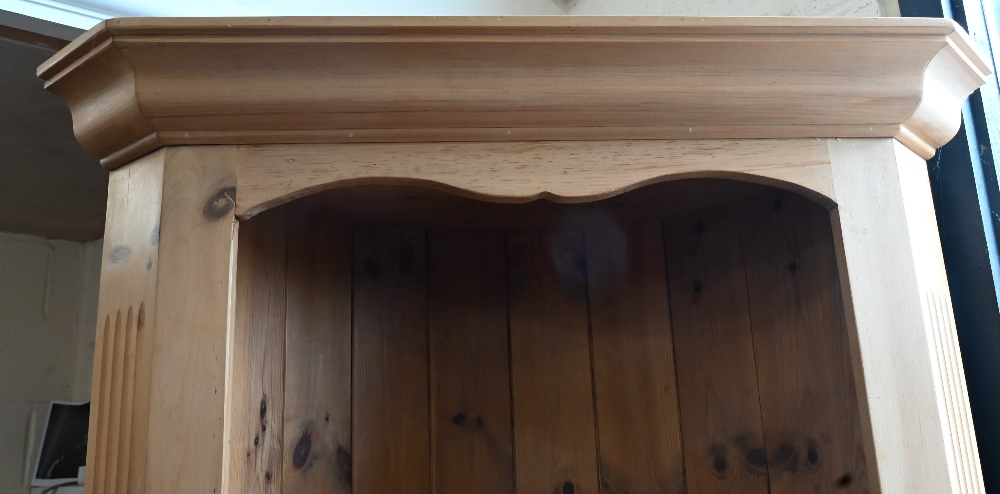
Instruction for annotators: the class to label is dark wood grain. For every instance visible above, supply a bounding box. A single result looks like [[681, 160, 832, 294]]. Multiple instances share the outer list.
[[352, 227, 429, 494], [229, 207, 288, 493], [740, 192, 869, 493], [663, 211, 771, 494], [428, 232, 515, 494], [282, 207, 353, 492], [586, 221, 686, 493], [507, 231, 600, 494]]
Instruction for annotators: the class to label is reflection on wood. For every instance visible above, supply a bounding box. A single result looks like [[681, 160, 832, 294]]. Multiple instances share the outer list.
[[587, 222, 685, 493], [508, 232, 600, 494]]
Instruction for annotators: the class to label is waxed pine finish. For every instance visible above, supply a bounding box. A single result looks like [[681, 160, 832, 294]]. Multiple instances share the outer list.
[[39, 16, 990, 494]]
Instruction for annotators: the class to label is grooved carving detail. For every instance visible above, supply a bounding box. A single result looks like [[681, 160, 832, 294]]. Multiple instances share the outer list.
[[923, 289, 984, 493], [90, 304, 145, 494]]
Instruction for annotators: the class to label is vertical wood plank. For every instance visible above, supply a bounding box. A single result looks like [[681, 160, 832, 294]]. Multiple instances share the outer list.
[[586, 222, 685, 494], [282, 207, 353, 492], [227, 207, 288, 493], [427, 232, 515, 494], [352, 228, 430, 494], [663, 211, 770, 494], [507, 231, 600, 494], [740, 192, 869, 493], [87, 151, 164, 494]]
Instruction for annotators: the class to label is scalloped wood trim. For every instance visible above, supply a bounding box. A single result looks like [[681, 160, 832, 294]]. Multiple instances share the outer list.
[[228, 139, 836, 219]]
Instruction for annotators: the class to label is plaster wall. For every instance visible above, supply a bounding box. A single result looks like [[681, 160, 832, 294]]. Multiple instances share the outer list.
[[0, 232, 100, 494]]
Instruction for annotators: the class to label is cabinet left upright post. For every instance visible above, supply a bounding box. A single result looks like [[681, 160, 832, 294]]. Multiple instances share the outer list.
[[88, 147, 239, 494]]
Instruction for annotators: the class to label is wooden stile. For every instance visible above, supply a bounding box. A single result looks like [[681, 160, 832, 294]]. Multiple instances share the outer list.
[[282, 207, 353, 492], [352, 228, 430, 494], [507, 231, 600, 494], [664, 211, 771, 494], [427, 232, 516, 494], [586, 222, 686, 494]]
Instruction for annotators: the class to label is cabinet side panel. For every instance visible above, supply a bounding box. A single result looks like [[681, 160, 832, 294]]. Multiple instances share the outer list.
[[740, 192, 869, 493], [87, 151, 164, 494], [281, 207, 353, 492], [427, 232, 515, 494], [226, 208, 288, 493], [507, 231, 600, 494], [663, 211, 770, 494], [828, 137, 984, 493], [586, 222, 685, 493], [352, 228, 430, 494]]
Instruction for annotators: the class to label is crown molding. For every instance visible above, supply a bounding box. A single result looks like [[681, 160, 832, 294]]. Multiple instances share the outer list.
[[37, 16, 992, 170]]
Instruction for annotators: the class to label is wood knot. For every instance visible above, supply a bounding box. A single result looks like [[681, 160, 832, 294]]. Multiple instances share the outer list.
[[203, 186, 236, 220], [836, 474, 853, 488], [805, 438, 820, 468], [694, 221, 706, 234], [292, 428, 312, 470], [562, 481, 575, 494], [709, 444, 728, 477], [693, 281, 703, 294], [452, 413, 466, 425], [772, 198, 784, 212], [259, 395, 268, 432]]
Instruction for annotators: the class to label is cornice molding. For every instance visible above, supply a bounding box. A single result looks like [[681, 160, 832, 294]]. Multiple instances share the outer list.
[[38, 16, 992, 170]]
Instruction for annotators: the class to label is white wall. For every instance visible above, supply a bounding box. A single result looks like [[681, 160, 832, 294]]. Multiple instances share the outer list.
[[0, 232, 100, 494]]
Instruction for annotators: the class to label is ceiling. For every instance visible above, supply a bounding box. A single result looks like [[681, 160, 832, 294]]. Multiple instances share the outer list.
[[0, 10, 106, 242]]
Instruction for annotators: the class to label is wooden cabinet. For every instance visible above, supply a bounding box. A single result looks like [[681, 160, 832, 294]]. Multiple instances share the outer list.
[[39, 17, 990, 494]]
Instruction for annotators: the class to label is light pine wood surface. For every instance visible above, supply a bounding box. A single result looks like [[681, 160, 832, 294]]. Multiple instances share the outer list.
[[86, 151, 164, 494], [232, 139, 836, 218], [38, 17, 989, 169], [52, 16, 990, 494], [829, 139, 984, 493]]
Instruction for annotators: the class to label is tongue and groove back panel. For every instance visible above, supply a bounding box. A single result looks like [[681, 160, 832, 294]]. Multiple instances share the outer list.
[[229, 188, 868, 494]]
